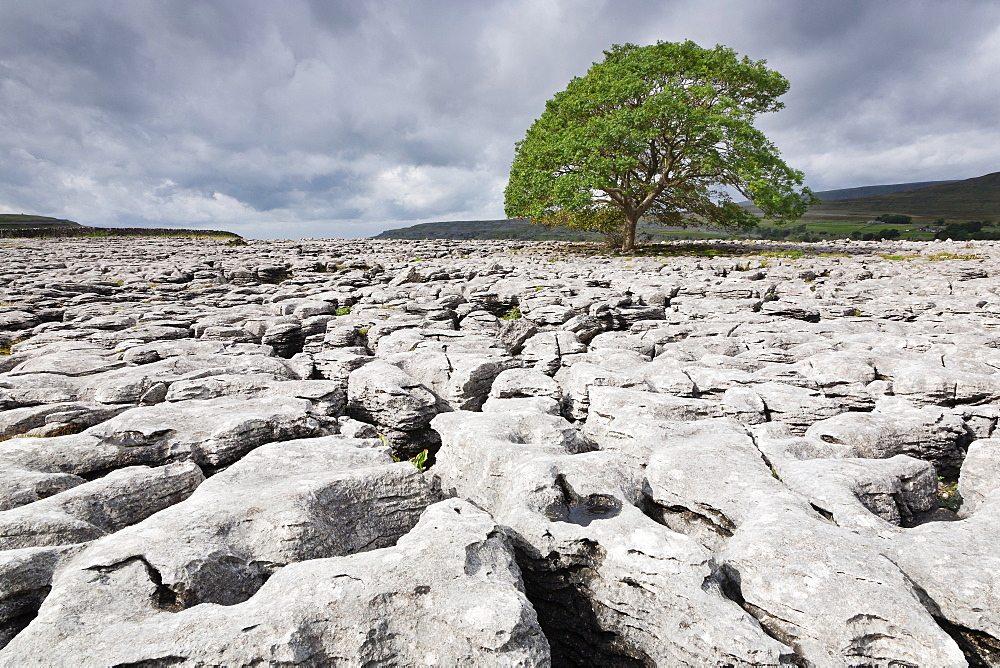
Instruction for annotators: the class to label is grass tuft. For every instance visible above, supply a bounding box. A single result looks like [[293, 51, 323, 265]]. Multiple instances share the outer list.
[[500, 306, 523, 320], [927, 252, 981, 262]]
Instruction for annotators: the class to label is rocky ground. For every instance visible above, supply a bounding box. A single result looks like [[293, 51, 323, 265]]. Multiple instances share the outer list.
[[0, 235, 999, 666]]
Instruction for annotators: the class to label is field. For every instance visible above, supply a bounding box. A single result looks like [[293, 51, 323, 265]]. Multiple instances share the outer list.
[[632, 218, 975, 243]]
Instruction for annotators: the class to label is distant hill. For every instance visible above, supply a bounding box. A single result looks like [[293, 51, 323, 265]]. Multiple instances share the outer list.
[[805, 172, 1000, 221], [0, 214, 82, 229], [373, 219, 603, 241], [0, 214, 240, 239], [736, 180, 955, 207], [812, 180, 958, 201]]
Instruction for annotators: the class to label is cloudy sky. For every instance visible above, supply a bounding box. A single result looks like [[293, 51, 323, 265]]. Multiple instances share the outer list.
[[1, 0, 998, 239]]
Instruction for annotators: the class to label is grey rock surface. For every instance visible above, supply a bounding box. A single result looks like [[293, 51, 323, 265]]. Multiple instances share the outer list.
[[2, 499, 547, 667], [958, 437, 1000, 515], [0, 462, 203, 550], [644, 427, 964, 664], [347, 360, 438, 431]]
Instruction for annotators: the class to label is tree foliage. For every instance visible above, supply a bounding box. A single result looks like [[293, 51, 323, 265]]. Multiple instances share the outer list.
[[851, 228, 901, 241], [504, 40, 818, 251], [875, 214, 913, 224], [935, 220, 998, 241]]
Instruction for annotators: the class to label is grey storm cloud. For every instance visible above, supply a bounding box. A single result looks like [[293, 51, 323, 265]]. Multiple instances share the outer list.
[[0, 0, 998, 238]]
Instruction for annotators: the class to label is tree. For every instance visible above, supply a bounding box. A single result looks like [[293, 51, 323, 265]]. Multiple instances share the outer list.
[[876, 214, 912, 224], [504, 40, 818, 251], [935, 220, 991, 241]]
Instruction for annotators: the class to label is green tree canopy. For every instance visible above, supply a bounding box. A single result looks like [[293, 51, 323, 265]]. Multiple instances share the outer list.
[[504, 40, 817, 251]]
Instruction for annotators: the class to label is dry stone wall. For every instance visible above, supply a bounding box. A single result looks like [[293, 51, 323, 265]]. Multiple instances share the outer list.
[[1, 235, 1000, 665]]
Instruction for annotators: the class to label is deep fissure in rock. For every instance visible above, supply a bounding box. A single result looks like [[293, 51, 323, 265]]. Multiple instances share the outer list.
[[511, 535, 653, 667], [715, 564, 807, 667], [0, 585, 51, 650], [934, 616, 1000, 667], [644, 500, 735, 538], [111, 656, 188, 667], [809, 503, 838, 524]]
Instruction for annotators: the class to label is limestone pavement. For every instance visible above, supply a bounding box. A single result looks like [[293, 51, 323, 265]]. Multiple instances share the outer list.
[[0, 235, 999, 666]]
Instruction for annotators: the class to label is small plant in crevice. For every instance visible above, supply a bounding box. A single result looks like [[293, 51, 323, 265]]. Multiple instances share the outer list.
[[0, 336, 28, 355], [335, 306, 352, 316], [937, 477, 962, 512], [501, 306, 523, 320], [392, 448, 430, 473], [42, 423, 85, 437], [409, 449, 429, 472]]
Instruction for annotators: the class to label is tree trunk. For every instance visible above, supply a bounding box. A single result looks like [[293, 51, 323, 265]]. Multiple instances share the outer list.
[[621, 211, 639, 252]]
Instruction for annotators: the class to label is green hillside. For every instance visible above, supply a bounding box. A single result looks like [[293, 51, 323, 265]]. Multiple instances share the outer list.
[[804, 172, 1000, 222], [0, 214, 81, 229], [811, 180, 957, 202], [736, 180, 955, 208], [374, 219, 603, 241], [0, 214, 240, 239]]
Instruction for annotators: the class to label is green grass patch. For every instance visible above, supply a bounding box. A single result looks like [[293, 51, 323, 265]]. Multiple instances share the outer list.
[[501, 307, 523, 320], [927, 252, 982, 261], [0, 337, 29, 355], [760, 250, 805, 259]]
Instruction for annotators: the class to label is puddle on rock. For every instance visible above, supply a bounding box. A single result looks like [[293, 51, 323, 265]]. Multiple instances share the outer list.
[[546, 494, 622, 527]]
